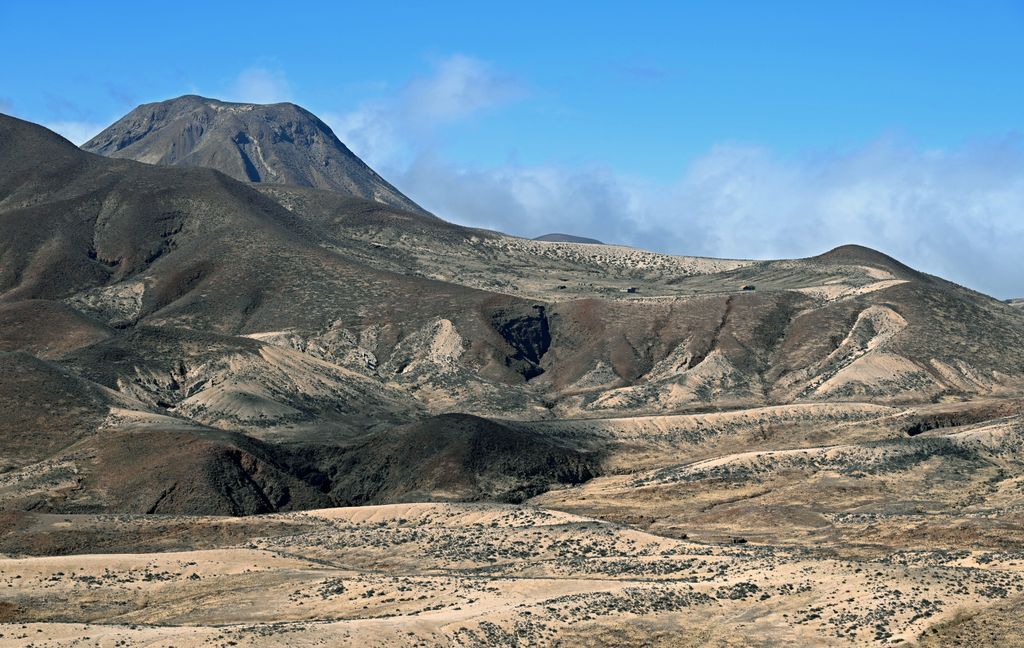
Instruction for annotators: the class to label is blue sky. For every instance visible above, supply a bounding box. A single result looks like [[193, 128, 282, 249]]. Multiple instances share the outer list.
[[2, 1, 1023, 296]]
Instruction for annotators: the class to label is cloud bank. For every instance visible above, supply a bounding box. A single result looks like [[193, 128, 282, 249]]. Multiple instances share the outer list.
[[323, 55, 1024, 299], [395, 137, 1024, 298]]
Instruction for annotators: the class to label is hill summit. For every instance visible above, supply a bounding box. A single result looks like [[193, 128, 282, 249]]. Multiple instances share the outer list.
[[82, 94, 424, 213], [533, 233, 604, 244]]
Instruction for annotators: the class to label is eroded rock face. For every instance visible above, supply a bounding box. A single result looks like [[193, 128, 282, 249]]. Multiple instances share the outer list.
[[490, 305, 551, 380]]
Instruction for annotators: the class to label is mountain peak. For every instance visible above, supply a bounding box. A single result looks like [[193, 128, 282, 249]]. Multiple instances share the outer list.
[[533, 233, 604, 244], [809, 243, 919, 277], [82, 95, 425, 213], [161, 94, 301, 111]]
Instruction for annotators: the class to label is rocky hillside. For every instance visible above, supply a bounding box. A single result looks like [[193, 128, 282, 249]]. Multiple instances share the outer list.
[[3, 109, 1024, 515]]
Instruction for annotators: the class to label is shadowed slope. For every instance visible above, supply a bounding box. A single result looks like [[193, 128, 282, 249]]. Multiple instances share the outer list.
[[324, 413, 601, 504], [0, 357, 601, 514]]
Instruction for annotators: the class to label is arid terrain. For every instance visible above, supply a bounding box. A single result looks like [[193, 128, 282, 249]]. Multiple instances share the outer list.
[[1, 97, 1023, 646]]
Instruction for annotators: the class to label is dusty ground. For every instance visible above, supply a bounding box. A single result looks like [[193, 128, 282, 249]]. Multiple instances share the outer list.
[[3, 401, 1023, 647], [3, 501, 1022, 647]]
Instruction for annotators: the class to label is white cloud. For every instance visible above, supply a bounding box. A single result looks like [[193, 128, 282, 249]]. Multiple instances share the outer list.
[[325, 102, 405, 170], [324, 54, 525, 169], [228, 67, 292, 104], [393, 136, 1024, 299], [44, 120, 106, 145], [403, 54, 523, 126], [661, 137, 1024, 298]]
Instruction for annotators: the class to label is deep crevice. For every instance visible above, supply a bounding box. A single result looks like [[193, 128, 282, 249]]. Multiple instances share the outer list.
[[491, 305, 551, 381]]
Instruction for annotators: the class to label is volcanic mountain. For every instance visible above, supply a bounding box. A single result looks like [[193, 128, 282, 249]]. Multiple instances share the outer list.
[[81, 94, 424, 213]]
